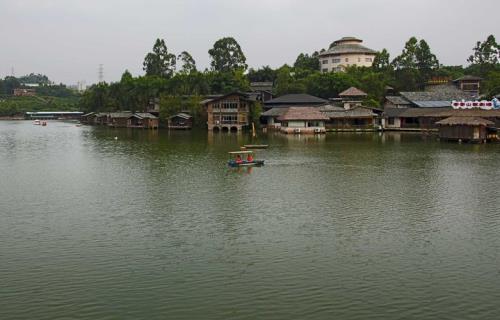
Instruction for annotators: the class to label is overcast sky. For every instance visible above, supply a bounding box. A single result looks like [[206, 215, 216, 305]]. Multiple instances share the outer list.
[[0, 0, 498, 85]]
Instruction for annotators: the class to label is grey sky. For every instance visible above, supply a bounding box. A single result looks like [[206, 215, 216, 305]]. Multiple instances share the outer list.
[[1, 0, 498, 85]]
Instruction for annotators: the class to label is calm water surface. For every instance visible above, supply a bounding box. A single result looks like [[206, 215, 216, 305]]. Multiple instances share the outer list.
[[1, 121, 500, 319]]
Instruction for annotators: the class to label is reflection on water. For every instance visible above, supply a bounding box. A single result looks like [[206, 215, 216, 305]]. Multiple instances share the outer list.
[[1, 121, 500, 320]]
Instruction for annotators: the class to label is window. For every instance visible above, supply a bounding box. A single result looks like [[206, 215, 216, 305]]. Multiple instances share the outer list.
[[220, 100, 238, 109], [345, 58, 349, 62], [322, 68, 329, 73], [388, 117, 395, 125], [332, 58, 341, 63], [358, 57, 361, 62], [221, 115, 237, 124], [366, 58, 372, 62], [322, 60, 328, 64]]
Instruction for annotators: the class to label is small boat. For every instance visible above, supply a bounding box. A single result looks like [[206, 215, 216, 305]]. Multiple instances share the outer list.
[[41, 121, 47, 126], [33, 120, 41, 125], [228, 151, 265, 167], [242, 144, 269, 149]]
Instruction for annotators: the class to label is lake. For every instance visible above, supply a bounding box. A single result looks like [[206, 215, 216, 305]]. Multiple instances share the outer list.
[[1, 120, 500, 319]]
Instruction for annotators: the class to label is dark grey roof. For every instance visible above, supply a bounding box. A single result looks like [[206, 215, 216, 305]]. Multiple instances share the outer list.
[[264, 94, 327, 106], [400, 89, 472, 104], [261, 108, 288, 117], [384, 108, 410, 117], [201, 92, 249, 105], [250, 82, 273, 92], [454, 75, 483, 81], [413, 101, 453, 108], [170, 113, 192, 120], [385, 96, 411, 106]]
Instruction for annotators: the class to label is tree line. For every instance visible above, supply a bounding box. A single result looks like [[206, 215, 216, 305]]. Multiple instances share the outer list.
[[78, 35, 500, 118]]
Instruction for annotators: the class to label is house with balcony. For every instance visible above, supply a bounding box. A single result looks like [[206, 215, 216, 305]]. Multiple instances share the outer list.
[[319, 37, 377, 73], [203, 92, 252, 132]]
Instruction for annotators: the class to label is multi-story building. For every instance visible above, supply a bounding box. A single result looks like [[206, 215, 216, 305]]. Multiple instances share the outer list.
[[319, 37, 377, 73], [203, 92, 251, 131]]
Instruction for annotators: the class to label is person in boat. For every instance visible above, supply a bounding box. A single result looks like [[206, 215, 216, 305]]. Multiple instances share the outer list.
[[235, 154, 243, 164], [246, 153, 254, 162]]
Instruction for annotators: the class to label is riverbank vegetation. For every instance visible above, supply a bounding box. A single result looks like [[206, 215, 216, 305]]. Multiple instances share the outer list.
[[3, 35, 498, 121], [0, 95, 80, 117], [0, 73, 80, 116]]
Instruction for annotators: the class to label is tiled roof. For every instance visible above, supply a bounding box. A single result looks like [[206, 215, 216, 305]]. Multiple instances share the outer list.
[[436, 116, 494, 126], [261, 108, 288, 117], [385, 96, 411, 105], [384, 107, 500, 118], [320, 37, 376, 56], [250, 82, 273, 92], [133, 113, 158, 119], [278, 107, 329, 121], [170, 113, 192, 120], [400, 89, 472, 103], [319, 104, 345, 112], [339, 87, 368, 97], [322, 107, 377, 119], [265, 94, 327, 105], [109, 112, 132, 118], [413, 101, 453, 108], [454, 75, 483, 81]]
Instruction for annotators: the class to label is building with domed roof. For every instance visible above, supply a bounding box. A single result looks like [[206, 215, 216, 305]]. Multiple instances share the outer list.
[[319, 37, 377, 73]]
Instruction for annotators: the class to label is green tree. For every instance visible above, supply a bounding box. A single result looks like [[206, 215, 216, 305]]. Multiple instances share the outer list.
[[415, 39, 439, 81], [79, 82, 111, 113], [392, 37, 419, 70], [208, 37, 247, 72], [483, 70, 500, 98], [3, 77, 21, 94], [468, 35, 500, 65], [143, 39, 177, 78], [305, 71, 359, 99], [247, 66, 277, 83], [18, 73, 50, 85], [177, 51, 197, 74], [392, 37, 440, 89], [249, 101, 262, 128], [159, 95, 182, 119], [293, 52, 320, 71], [467, 35, 500, 77], [274, 65, 306, 96], [372, 49, 392, 72], [207, 69, 250, 94]]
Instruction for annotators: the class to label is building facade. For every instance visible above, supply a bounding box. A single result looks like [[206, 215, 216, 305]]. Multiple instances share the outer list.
[[204, 93, 251, 131], [319, 37, 377, 73]]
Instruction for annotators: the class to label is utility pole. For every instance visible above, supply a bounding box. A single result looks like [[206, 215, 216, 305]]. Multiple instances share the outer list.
[[10, 67, 15, 77]]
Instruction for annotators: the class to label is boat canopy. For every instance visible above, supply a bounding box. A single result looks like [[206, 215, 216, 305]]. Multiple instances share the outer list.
[[228, 151, 254, 154]]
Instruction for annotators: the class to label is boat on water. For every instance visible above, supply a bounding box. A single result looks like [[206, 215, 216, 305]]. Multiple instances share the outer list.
[[241, 144, 269, 149], [33, 120, 41, 125], [228, 151, 265, 167]]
